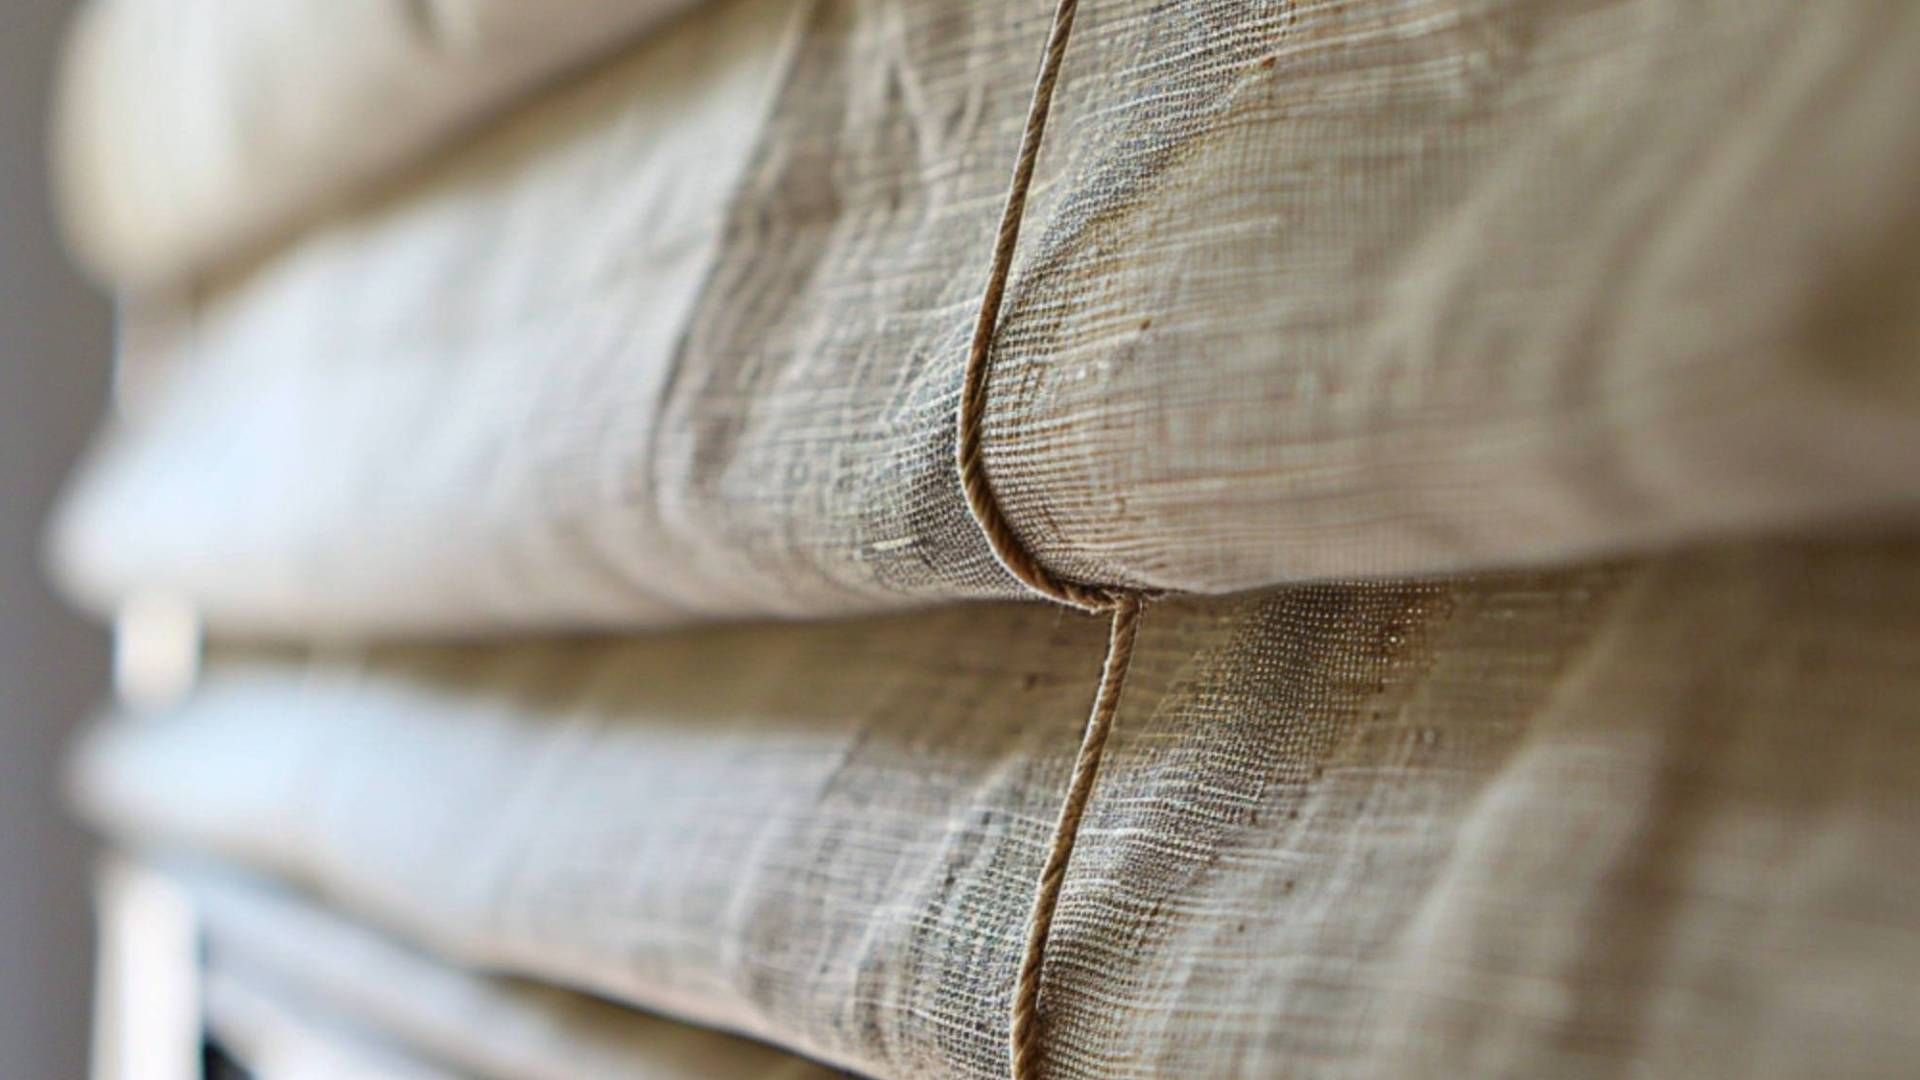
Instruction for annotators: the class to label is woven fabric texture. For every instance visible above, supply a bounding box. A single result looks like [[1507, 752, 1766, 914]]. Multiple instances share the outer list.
[[176, 864, 845, 1079], [75, 537, 1920, 1078], [51, 0, 1920, 636], [53, 0, 705, 286]]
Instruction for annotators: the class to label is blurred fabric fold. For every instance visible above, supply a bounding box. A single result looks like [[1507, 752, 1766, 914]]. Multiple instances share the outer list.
[[54, 0, 714, 286], [177, 864, 846, 1079], [74, 538, 1920, 1078]]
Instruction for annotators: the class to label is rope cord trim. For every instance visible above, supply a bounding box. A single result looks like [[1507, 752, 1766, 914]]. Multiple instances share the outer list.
[[956, 0, 1113, 616], [950, 0, 1144, 1076], [1008, 593, 1141, 1079]]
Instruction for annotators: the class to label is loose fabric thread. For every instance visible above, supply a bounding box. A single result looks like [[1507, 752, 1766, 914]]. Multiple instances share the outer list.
[[951, 0, 1144, 1076]]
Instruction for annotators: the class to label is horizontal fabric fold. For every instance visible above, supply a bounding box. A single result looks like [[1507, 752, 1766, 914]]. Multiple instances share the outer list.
[[177, 864, 844, 1079], [74, 538, 1920, 1078], [52, 0, 1920, 636], [55, 0, 709, 286]]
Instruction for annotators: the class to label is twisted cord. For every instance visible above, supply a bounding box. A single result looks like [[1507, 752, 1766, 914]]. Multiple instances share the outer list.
[[946, 1, 1144, 1076], [955, 0, 1112, 615], [1008, 593, 1140, 1079]]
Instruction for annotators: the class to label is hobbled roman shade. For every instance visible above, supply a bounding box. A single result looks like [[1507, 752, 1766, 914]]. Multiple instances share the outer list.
[[72, 538, 1920, 1077], [47, 0, 1920, 1077], [50, 0, 1920, 637]]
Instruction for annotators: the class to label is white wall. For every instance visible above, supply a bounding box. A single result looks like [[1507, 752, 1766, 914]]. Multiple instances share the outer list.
[[0, 1, 116, 1075]]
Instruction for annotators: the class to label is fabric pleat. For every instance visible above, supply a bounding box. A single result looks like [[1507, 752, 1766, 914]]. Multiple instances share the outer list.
[[75, 538, 1920, 1078], [50, 0, 1920, 636], [55, 0, 710, 285], [176, 864, 847, 1079]]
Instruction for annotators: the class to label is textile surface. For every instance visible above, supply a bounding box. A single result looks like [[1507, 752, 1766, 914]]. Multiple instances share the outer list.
[[76, 538, 1920, 1078], [52, 0, 1920, 636], [178, 865, 845, 1079], [54, 0, 704, 286]]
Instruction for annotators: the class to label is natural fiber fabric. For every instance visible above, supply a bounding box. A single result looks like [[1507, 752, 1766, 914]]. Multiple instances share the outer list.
[[178, 864, 846, 1079], [53, 0, 707, 287], [55, 0, 821, 636], [51, 0, 1920, 636], [74, 538, 1920, 1078], [991, 0, 1920, 595]]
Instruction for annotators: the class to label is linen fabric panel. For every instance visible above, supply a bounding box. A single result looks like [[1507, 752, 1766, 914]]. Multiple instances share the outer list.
[[55, 0, 710, 285], [75, 538, 1920, 1077], [52, 0, 1920, 635], [177, 865, 847, 1079]]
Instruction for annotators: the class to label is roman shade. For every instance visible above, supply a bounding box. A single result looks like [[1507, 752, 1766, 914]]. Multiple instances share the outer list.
[[47, 0, 1920, 1076], [75, 538, 1920, 1077], [51, 0, 1920, 637]]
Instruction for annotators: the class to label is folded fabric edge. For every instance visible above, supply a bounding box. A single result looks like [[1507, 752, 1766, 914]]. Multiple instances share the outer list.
[[158, 858, 850, 1079], [52, 0, 713, 288]]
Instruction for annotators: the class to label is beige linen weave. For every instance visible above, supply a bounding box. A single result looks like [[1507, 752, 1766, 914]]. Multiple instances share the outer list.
[[54, 0, 706, 287], [173, 865, 845, 1079], [51, 0, 1920, 636], [76, 537, 1920, 1079]]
